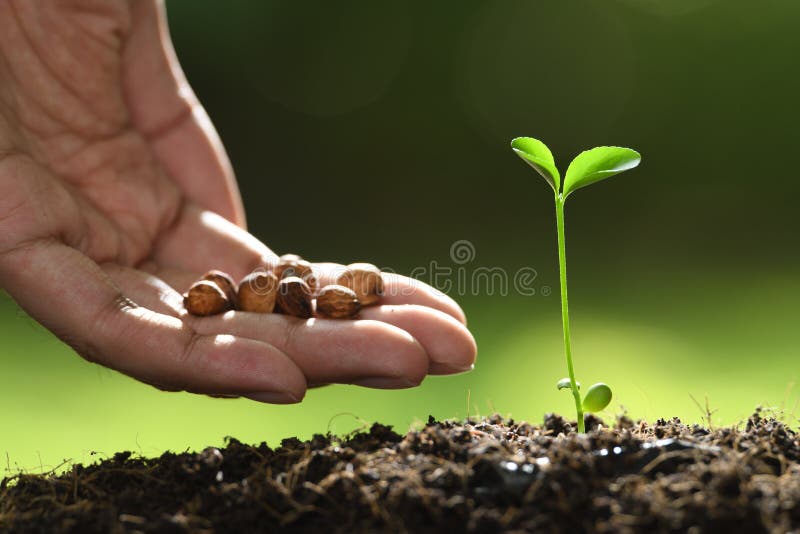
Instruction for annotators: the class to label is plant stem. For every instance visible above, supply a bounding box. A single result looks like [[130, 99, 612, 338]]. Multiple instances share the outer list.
[[555, 194, 584, 433]]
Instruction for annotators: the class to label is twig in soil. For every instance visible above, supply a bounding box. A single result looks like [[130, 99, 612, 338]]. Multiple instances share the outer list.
[[689, 393, 718, 429], [118, 514, 147, 527], [777, 381, 800, 426], [639, 450, 695, 475], [35, 458, 73, 479], [266, 473, 312, 515], [327, 412, 369, 438], [285, 449, 317, 491]]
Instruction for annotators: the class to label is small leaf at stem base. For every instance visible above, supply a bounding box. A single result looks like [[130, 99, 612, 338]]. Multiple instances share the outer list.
[[557, 377, 580, 390], [582, 383, 612, 412]]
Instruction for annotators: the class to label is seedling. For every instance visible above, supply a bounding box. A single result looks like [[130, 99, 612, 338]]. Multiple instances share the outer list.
[[511, 137, 641, 433]]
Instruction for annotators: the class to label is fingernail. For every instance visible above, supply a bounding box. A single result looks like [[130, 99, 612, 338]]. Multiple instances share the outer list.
[[443, 363, 475, 374], [351, 376, 418, 389], [428, 362, 475, 376], [247, 391, 301, 404]]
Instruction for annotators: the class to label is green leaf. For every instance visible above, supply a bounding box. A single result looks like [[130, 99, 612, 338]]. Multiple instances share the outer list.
[[562, 146, 640, 198], [510, 137, 561, 193], [582, 383, 613, 412], [557, 377, 580, 390]]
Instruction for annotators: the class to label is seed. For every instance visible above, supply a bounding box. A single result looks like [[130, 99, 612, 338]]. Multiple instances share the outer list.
[[337, 263, 383, 306], [279, 253, 303, 263], [316, 285, 361, 319], [274, 258, 318, 292], [184, 280, 231, 316], [202, 270, 237, 307], [237, 272, 279, 313], [275, 276, 313, 318]]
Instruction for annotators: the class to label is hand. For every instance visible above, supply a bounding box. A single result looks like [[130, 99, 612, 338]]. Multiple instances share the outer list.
[[0, 0, 475, 403]]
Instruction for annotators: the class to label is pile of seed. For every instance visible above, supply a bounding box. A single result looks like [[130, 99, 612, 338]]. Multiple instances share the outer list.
[[183, 254, 383, 320]]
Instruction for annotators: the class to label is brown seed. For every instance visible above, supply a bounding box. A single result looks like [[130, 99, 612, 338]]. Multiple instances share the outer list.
[[337, 263, 384, 306], [184, 280, 231, 316], [279, 253, 303, 263], [273, 258, 318, 292], [237, 271, 279, 313], [202, 270, 237, 307], [275, 276, 313, 318], [315, 285, 361, 319]]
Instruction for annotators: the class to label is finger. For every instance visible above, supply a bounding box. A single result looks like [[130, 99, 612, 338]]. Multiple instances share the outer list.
[[314, 263, 467, 324], [124, 0, 245, 226], [101, 263, 183, 316], [189, 313, 429, 389], [378, 273, 468, 325], [358, 305, 476, 375], [0, 239, 306, 402], [149, 203, 278, 287]]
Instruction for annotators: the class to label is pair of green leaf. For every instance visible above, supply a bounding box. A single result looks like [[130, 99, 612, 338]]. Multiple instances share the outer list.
[[556, 379, 612, 413], [511, 137, 641, 198]]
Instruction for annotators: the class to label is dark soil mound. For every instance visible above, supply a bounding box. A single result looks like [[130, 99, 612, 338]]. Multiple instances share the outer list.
[[1, 410, 798, 533]]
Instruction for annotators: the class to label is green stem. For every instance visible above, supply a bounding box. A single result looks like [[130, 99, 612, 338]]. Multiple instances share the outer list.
[[555, 194, 584, 433]]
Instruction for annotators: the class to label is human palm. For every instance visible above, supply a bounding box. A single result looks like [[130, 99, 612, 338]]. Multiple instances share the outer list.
[[0, 0, 475, 402]]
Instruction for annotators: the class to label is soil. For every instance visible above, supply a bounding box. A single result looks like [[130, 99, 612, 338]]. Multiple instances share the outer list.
[[1, 409, 798, 533]]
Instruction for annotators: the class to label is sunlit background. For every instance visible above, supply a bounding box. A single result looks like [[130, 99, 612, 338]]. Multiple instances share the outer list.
[[2, 0, 799, 472]]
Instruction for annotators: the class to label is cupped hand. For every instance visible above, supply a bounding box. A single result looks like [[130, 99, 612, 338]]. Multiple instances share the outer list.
[[0, 0, 475, 403]]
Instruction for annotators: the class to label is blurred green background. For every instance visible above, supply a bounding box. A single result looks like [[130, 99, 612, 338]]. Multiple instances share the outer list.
[[2, 0, 799, 472]]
